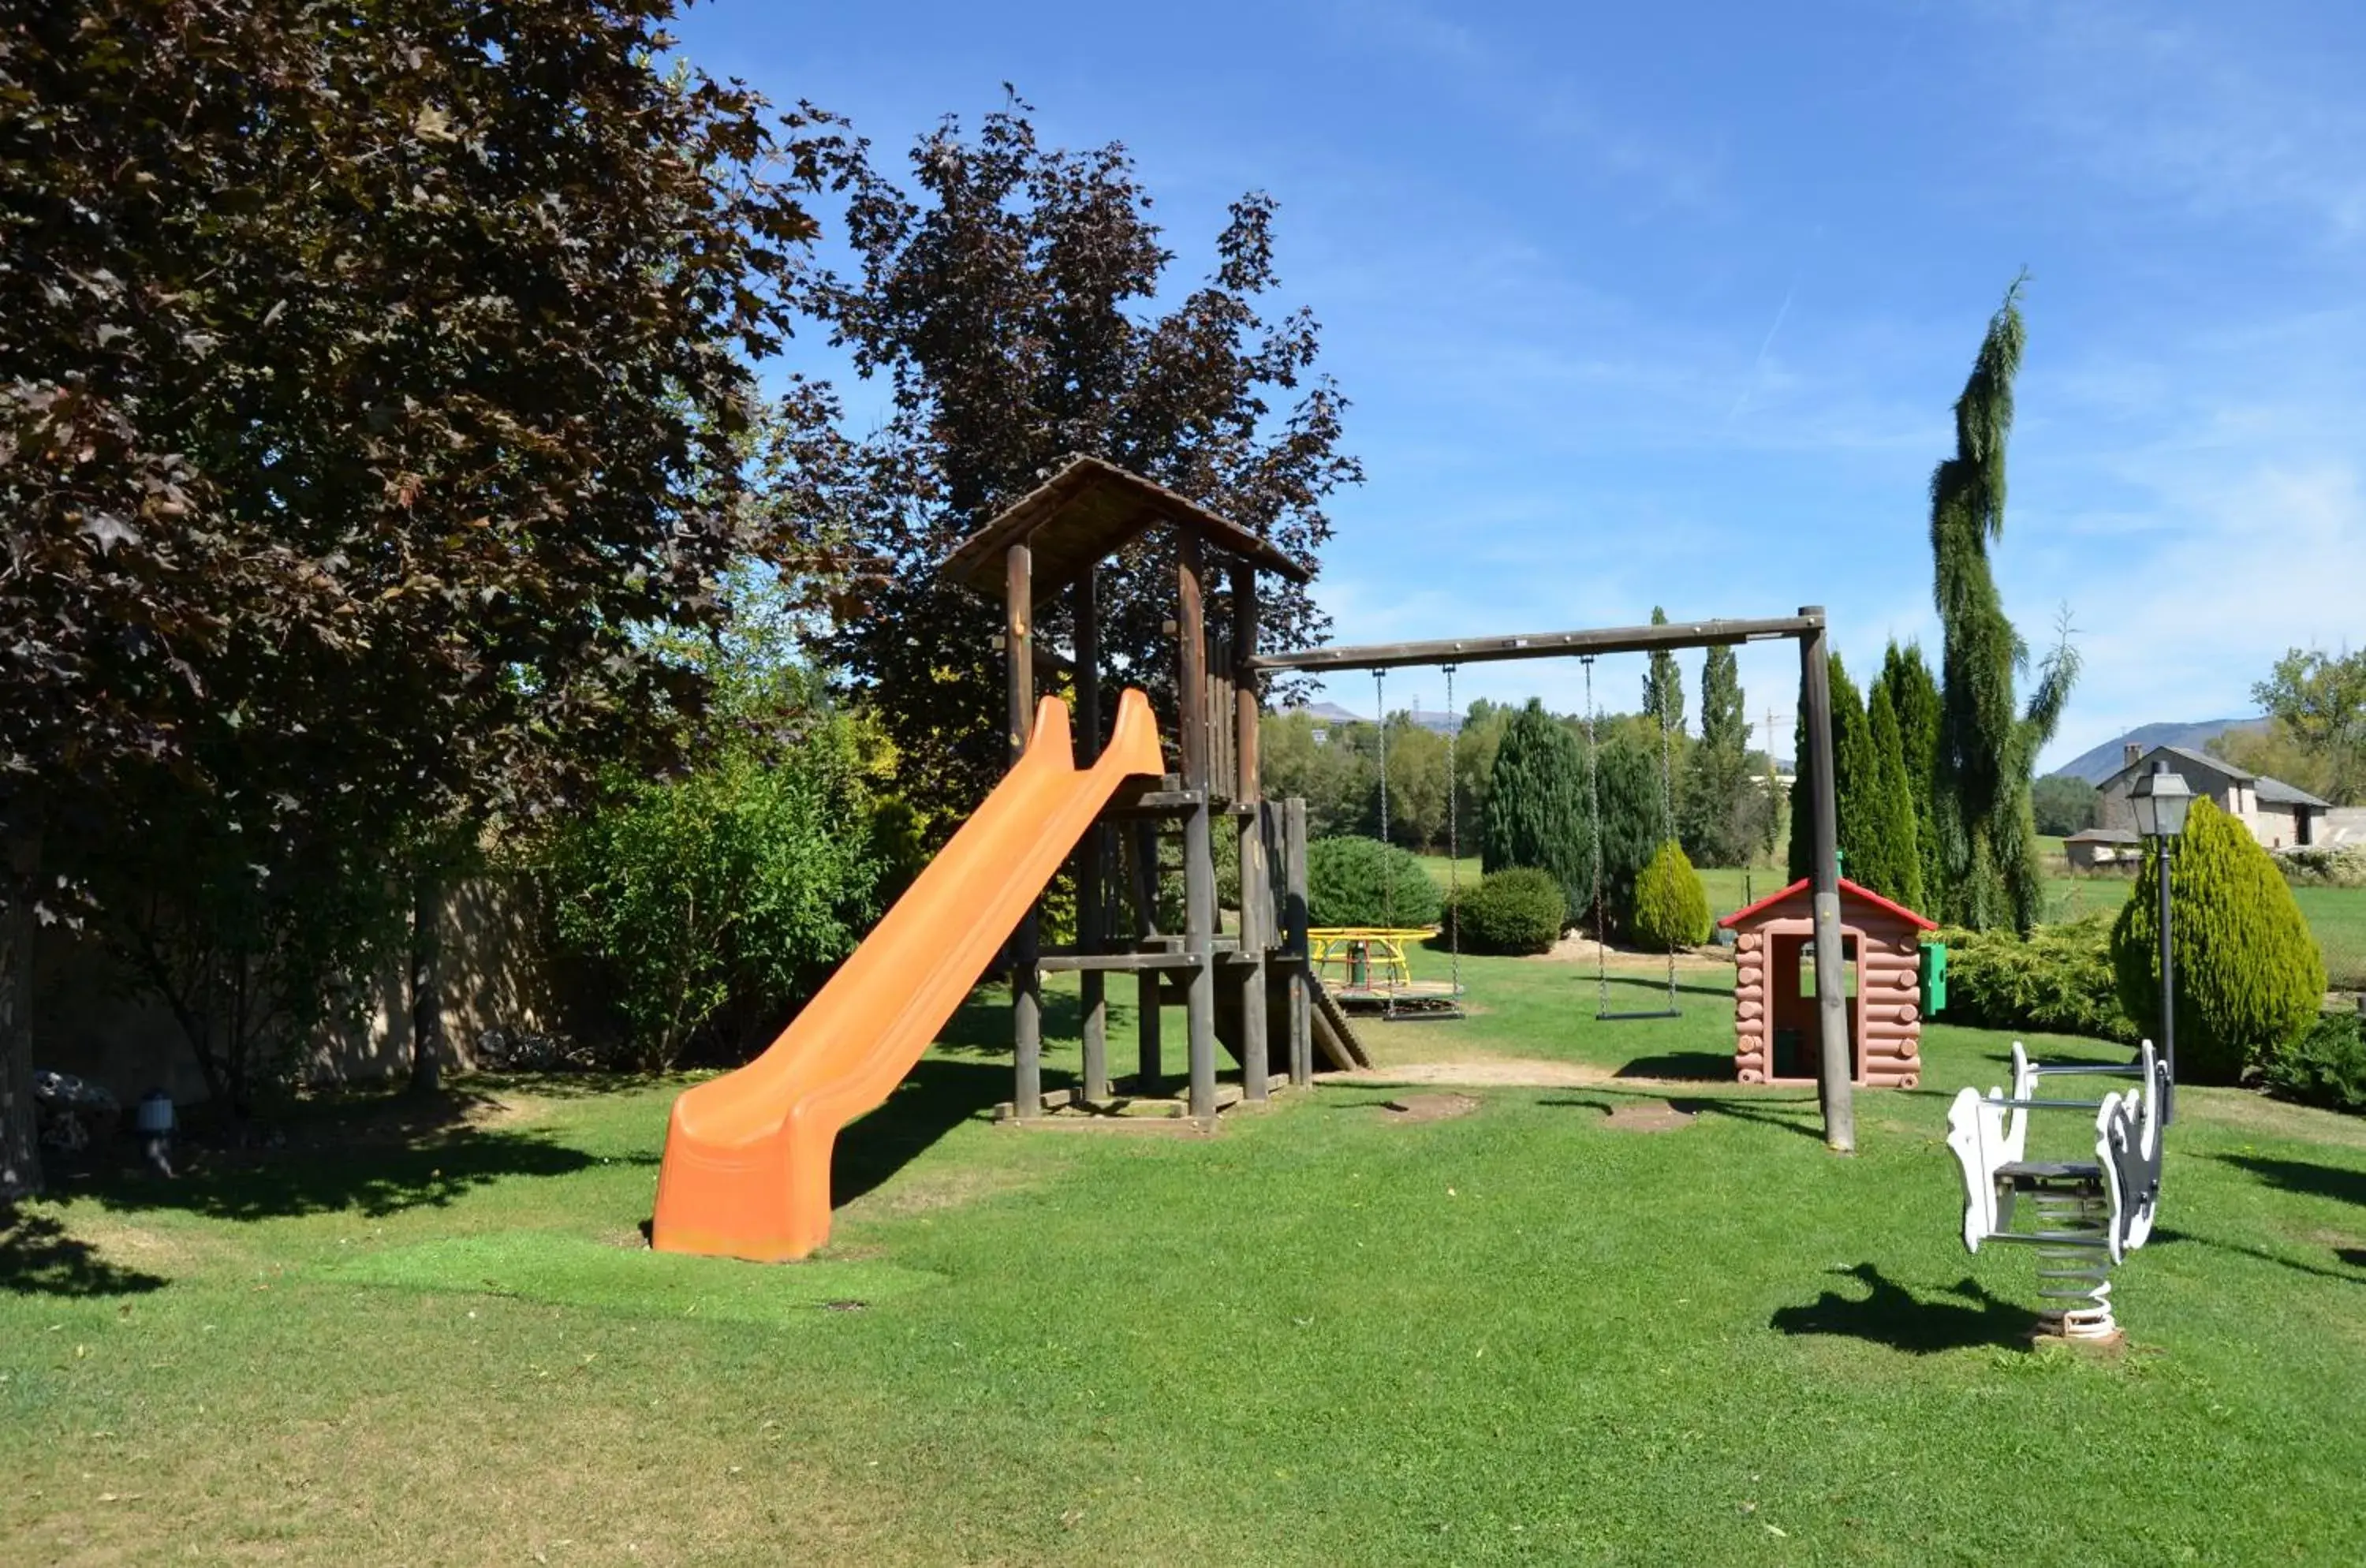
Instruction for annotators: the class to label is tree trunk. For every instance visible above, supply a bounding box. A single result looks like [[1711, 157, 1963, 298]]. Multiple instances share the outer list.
[[1, 831, 43, 1200], [407, 868, 444, 1096]]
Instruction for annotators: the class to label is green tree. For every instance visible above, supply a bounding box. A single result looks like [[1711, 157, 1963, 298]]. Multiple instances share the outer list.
[[1483, 700, 1591, 920], [1642, 606, 1686, 735], [1630, 842, 1711, 951], [1592, 736, 1666, 935], [1877, 642, 1944, 904], [4, 0, 830, 1165], [2110, 797, 2324, 1082], [1928, 279, 2080, 931], [1681, 644, 1752, 866], [1865, 684, 1927, 912], [2246, 648, 2366, 804], [793, 102, 1358, 814], [1379, 713, 1451, 852], [1789, 654, 1875, 887], [2030, 775, 2100, 837], [1261, 709, 1375, 842], [548, 705, 884, 1070]]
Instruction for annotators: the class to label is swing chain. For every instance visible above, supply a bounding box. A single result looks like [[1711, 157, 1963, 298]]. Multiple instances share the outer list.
[[1444, 663, 1461, 1005], [1656, 670, 1679, 1006], [1583, 656, 1608, 1017], [1374, 667, 1391, 936]]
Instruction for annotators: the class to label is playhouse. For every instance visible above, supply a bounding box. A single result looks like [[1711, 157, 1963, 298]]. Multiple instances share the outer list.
[[1718, 877, 1935, 1088]]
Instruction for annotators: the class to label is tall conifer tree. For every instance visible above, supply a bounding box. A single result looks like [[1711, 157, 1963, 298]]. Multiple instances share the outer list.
[[1877, 642, 1942, 911], [1928, 279, 2079, 931], [1865, 683, 1926, 912], [1682, 644, 1750, 866]]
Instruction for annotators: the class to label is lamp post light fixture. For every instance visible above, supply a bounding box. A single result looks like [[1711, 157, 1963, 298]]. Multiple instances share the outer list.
[[2129, 760, 2192, 1122]]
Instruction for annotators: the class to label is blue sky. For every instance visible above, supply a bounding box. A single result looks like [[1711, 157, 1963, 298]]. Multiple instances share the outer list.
[[674, 0, 2366, 768]]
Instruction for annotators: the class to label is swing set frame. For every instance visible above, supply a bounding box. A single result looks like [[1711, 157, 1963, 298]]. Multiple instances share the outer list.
[[1253, 608, 1860, 1153]]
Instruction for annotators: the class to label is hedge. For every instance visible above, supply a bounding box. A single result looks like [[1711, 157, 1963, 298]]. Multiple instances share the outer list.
[[1305, 835, 1442, 928], [1935, 915, 2136, 1044], [1446, 867, 1566, 955]]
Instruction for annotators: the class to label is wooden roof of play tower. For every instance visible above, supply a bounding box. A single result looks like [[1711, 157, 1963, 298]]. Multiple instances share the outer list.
[[940, 454, 1308, 604]]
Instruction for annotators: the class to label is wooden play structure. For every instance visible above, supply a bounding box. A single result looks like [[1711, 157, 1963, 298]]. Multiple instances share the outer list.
[[652, 454, 1868, 1262], [1719, 877, 1937, 1088]]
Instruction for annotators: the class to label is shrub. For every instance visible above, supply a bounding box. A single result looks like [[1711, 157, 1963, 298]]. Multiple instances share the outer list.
[[2278, 844, 2366, 889], [1305, 836, 1442, 928], [2262, 1011, 2366, 1114], [2111, 797, 2326, 1083], [548, 722, 883, 1070], [1445, 868, 1567, 955], [1936, 915, 2136, 1043], [1629, 842, 1711, 951]]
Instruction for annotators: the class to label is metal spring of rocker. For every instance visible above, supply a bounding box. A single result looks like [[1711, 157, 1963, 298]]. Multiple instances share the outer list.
[[2032, 1186, 2117, 1338]]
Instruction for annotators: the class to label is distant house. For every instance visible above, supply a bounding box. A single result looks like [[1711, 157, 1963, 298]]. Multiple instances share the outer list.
[[2095, 744, 2331, 851], [2062, 826, 2140, 870]]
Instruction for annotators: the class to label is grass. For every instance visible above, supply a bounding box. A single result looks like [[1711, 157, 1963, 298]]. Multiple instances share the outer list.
[[11, 952, 2366, 1565]]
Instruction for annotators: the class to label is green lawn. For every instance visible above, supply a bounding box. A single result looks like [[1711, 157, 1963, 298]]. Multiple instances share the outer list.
[[9, 957, 2366, 1564]]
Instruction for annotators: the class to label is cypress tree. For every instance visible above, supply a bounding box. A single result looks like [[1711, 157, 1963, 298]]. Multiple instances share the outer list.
[[1865, 683, 1927, 912], [1642, 606, 1685, 734], [1594, 734, 1663, 933], [1928, 278, 2080, 931], [1642, 606, 1687, 845], [1879, 641, 1943, 912], [2110, 797, 2324, 1082], [1789, 652, 1874, 887], [1682, 644, 1750, 866], [1482, 700, 1592, 920]]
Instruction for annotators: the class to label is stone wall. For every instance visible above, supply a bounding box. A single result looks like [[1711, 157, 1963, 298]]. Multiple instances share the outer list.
[[32, 872, 576, 1106]]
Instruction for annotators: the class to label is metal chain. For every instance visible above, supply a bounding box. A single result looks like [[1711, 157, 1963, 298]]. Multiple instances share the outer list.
[[1657, 678, 1678, 1004], [1375, 667, 1391, 932], [1445, 663, 1461, 1003], [1584, 656, 1607, 1015]]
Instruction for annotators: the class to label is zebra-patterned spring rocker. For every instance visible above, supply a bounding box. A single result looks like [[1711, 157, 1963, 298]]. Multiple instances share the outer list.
[[1944, 1042, 2167, 1343]]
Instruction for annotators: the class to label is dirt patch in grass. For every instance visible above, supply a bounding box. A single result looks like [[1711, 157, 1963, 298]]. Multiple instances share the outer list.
[[1382, 1092, 1481, 1124], [1324, 1058, 1615, 1088], [1537, 934, 1731, 973], [1602, 1100, 1697, 1133]]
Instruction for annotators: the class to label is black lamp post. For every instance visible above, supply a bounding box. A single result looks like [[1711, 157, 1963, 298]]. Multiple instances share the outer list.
[[2129, 759, 2192, 1122]]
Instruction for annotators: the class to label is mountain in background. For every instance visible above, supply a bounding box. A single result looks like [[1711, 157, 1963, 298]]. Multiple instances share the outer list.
[[2051, 719, 2269, 784], [1290, 702, 1464, 734]]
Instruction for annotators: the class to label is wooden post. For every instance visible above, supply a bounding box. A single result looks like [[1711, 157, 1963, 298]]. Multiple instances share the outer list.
[[1800, 607, 1854, 1153], [1231, 561, 1270, 1099], [1136, 970, 1163, 1094], [1285, 797, 1312, 1087], [1178, 536, 1217, 1123], [1076, 566, 1108, 1103], [1008, 543, 1041, 1119]]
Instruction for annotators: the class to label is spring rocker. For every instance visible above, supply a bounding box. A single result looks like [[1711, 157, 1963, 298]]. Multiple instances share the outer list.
[[1943, 1041, 2168, 1343]]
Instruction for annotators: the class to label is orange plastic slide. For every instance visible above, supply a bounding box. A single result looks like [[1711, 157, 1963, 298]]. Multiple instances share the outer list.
[[650, 688, 1165, 1263]]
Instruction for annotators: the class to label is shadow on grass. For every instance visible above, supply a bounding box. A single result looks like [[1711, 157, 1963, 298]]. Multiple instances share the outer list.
[[832, 1057, 1017, 1211], [2214, 1153, 2366, 1208], [1612, 1051, 1737, 1081], [2151, 1225, 2366, 1286], [79, 1109, 626, 1224], [1594, 973, 1730, 1002], [931, 984, 1084, 1057], [1770, 1263, 2037, 1352], [0, 1209, 166, 1297]]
